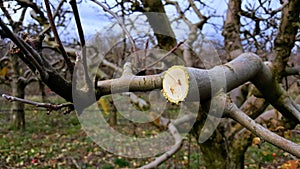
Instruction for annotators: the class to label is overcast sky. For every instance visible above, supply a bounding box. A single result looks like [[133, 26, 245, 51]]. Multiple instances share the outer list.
[[1, 0, 283, 46], [70, 0, 229, 42]]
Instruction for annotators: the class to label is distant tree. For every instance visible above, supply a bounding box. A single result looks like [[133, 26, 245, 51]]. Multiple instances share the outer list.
[[0, 0, 73, 129]]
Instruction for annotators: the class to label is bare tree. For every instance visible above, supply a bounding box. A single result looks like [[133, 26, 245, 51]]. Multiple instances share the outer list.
[[0, 0, 299, 168], [0, 0, 72, 129]]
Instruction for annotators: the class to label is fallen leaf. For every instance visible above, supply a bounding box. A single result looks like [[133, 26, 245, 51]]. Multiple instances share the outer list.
[[281, 160, 299, 169]]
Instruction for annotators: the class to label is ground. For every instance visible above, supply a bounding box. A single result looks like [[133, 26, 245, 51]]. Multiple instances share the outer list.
[[0, 96, 299, 169]]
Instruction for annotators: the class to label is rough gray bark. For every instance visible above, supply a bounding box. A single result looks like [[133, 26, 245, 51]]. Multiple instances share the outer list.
[[274, 0, 300, 76]]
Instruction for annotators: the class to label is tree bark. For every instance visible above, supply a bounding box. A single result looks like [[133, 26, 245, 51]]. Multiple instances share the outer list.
[[10, 55, 26, 130], [162, 53, 300, 168], [222, 0, 243, 60], [274, 0, 300, 76], [192, 123, 251, 169], [141, 0, 177, 50]]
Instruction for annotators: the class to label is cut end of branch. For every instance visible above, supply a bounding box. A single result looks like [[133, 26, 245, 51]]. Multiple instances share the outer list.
[[162, 65, 189, 104]]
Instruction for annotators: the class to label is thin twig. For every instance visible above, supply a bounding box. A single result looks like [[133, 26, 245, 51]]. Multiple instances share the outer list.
[[91, 0, 137, 52], [138, 118, 183, 169], [44, 0, 74, 75], [0, 1, 15, 26], [188, 0, 206, 20], [141, 41, 185, 71], [39, 0, 66, 36], [0, 18, 46, 76], [70, 157, 81, 169], [2, 94, 73, 114]]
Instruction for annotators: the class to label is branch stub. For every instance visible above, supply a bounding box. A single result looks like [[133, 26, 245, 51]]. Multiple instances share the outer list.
[[162, 65, 189, 104]]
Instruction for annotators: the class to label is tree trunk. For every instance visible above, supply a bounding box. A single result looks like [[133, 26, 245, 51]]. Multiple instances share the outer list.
[[192, 116, 251, 169], [39, 80, 47, 102], [222, 0, 243, 60], [200, 134, 250, 169], [10, 55, 26, 130], [273, 0, 300, 76], [141, 0, 177, 50], [10, 82, 25, 130]]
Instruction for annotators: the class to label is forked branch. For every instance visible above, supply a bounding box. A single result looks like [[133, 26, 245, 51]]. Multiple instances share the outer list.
[[44, 0, 74, 75]]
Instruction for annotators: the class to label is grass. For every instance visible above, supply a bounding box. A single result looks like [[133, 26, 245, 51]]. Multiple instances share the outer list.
[[0, 101, 204, 168], [0, 97, 299, 168]]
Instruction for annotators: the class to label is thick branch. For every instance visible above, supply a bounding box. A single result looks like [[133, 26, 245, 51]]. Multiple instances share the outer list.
[[96, 53, 300, 123], [222, 0, 243, 59], [161, 53, 300, 121], [141, 0, 177, 50]]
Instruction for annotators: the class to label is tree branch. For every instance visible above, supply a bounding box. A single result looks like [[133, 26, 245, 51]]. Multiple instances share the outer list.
[[39, 0, 66, 36], [44, 0, 74, 75], [160, 53, 300, 121], [2, 94, 73, 114], [91, 0, 137, 52], [0, 18, 74, 102], [17, 0, 48, 24], [138, 117, 183, 169], [0, 18, 46, 76], [69, 0, 93, 92], [224, 99, 300, 157], [141, 41, 184, 70]]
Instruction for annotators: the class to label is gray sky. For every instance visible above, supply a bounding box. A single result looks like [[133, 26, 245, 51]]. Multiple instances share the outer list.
[[1, 0, 285, 48], [70, 0, 229, 42]]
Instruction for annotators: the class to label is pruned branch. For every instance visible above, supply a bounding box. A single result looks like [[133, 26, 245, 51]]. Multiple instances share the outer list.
[[163, 53, 300, 122], [96, 53, 300, 123]]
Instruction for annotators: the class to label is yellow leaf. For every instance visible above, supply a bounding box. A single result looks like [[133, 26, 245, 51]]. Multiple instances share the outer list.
[[98, 96, 116, 115], [0, 67, 8, 76]]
